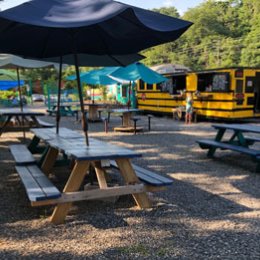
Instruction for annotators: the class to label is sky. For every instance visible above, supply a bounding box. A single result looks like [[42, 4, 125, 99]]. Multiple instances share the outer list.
[[0, 0, 205, 14]]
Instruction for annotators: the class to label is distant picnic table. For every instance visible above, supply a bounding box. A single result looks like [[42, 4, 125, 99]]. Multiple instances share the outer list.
[[197, 124, 260, 172], [0, 109, 53, 136]]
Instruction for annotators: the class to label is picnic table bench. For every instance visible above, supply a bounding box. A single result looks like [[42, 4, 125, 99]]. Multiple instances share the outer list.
[[47, 104, 79, 118], [197, 124, 260, 172], [9, 144, 61, 203], [110, 160, 173, 191]]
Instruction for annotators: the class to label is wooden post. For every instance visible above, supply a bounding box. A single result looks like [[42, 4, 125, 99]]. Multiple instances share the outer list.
[[93, 161, 108, 188], [115, 158, 151, 208], [56, 56, 63, 134], [74, 53, 89, 146], [50, 160, 90, 224], [41, 147, 59, 175]]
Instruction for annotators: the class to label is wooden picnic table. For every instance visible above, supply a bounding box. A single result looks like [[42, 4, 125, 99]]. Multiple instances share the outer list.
[[197, 123, 260, 172], [84, 103, 106, 122], [107, 108, 143, 132], [0, 109, 47, 136], [47, 103, 78, 117], [30, 128, 151, 224]]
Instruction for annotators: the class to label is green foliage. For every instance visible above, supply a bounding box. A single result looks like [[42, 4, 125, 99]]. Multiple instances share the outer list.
[[142, 0, 260, 70], [0, 90, 16, 99]]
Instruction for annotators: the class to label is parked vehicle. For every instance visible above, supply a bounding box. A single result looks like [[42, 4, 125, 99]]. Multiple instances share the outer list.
[[32, 94, 45, 102], [137, 67, 260, 120]]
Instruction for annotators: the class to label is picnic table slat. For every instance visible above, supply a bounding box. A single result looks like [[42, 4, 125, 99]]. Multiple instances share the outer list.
[[15, 165, 61, 201], [9, 144, 36, 165]]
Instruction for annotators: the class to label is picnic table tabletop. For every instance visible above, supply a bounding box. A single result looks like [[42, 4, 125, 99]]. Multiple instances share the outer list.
[[31, 127, 84, 140], [44, 136, 142, 160], [108, 108, 141, 114], [212, 124, 260, 134], [0, 109, 45, 117]]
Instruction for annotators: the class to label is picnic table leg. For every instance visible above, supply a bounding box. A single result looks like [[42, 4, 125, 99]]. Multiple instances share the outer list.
[[28, 135, 41, 153], [236, 131, 248, 147], [0, 115, 12, 136], [208, 128, 226, 157], [122, 112, 131, 127], [30, 115, 41, 127], [93, 161, 108, 188], [41, 147, 59, 175], [107, 111, 111, 123], [50, 160, 90, 225], [115, 158, 152, 208]]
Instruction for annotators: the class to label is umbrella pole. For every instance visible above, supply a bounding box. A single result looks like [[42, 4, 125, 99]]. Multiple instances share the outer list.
[[56, 56, 63, 134], [74, 53, 89, 146], [128, 81, 131, 110], [16, 67, 25, 139]]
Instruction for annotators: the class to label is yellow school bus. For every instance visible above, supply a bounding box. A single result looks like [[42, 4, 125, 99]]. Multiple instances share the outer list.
[[137, 67, 260, 119]]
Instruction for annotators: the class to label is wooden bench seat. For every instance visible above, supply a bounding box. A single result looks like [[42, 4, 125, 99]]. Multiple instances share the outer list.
[[46, 109, 57, 116], [15, 165, 61, 203], [197, 139, 260, 157], [9, 144, 36, 165], [35, 119, 55, 128], [110, 160, 173, 190], [244, 136, 260, 145]]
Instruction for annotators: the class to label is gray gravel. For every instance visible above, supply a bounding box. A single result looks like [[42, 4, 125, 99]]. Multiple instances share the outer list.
[[0, 104, 259, 259]]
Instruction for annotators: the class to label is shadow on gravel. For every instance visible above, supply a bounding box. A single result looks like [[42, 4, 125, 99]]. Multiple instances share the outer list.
[[168, 179, 252, 219]]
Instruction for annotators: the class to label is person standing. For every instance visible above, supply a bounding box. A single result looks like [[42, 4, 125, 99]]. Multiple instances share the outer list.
[[185, 92, 193, 124]]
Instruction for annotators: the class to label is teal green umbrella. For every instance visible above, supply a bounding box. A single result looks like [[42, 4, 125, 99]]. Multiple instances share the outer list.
[[110, 62, 167, 84], [110, 62, 167, 108], [67, 67, 120, 103], [67, 67, 119, 85]]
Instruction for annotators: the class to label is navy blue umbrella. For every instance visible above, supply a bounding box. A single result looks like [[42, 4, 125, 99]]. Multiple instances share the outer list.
[[0, 0, 192, 145]]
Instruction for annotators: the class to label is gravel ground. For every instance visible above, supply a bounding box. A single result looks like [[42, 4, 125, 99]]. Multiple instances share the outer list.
[[0, 104, 259, 259]]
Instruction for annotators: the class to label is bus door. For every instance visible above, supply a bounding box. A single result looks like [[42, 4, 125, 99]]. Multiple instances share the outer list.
[[246, 72, 260, 113], [254, 72, 260, 112]]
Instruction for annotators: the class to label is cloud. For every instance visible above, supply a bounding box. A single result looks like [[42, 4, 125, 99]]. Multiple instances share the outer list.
[[162, 0, 175, 7]]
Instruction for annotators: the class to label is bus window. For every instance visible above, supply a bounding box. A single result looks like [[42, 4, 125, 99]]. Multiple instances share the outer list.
[[198, 72, 229, 92], [197, 73, 213, 92], [245, 77, 254, 93], [212, 73, 230, 92], [146, 83, 153, 90], [172, 75, 186, 94], [139, 80, 145, 90], [161, 78, 173, 94], [156, 83, 162, 91]]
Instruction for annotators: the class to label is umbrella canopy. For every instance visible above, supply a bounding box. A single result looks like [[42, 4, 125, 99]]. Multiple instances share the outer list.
[[67, 67, 119, 85], [67, 67, 120, 103], [44, 53, 144, 67], [0, 0, 192, 59], [0, 54, 59, 69], [0, 54, 61, 117], [110, 62, 167, 84], [0, 69, 25, 81], [0, 0, 192, 145]]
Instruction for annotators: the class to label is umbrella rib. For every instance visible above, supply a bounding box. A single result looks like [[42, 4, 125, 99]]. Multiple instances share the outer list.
[[40, 29, 52, 58], [107, 55, 125, 66], [116, 11, 167, 45], [95, 24, 113, 55]]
